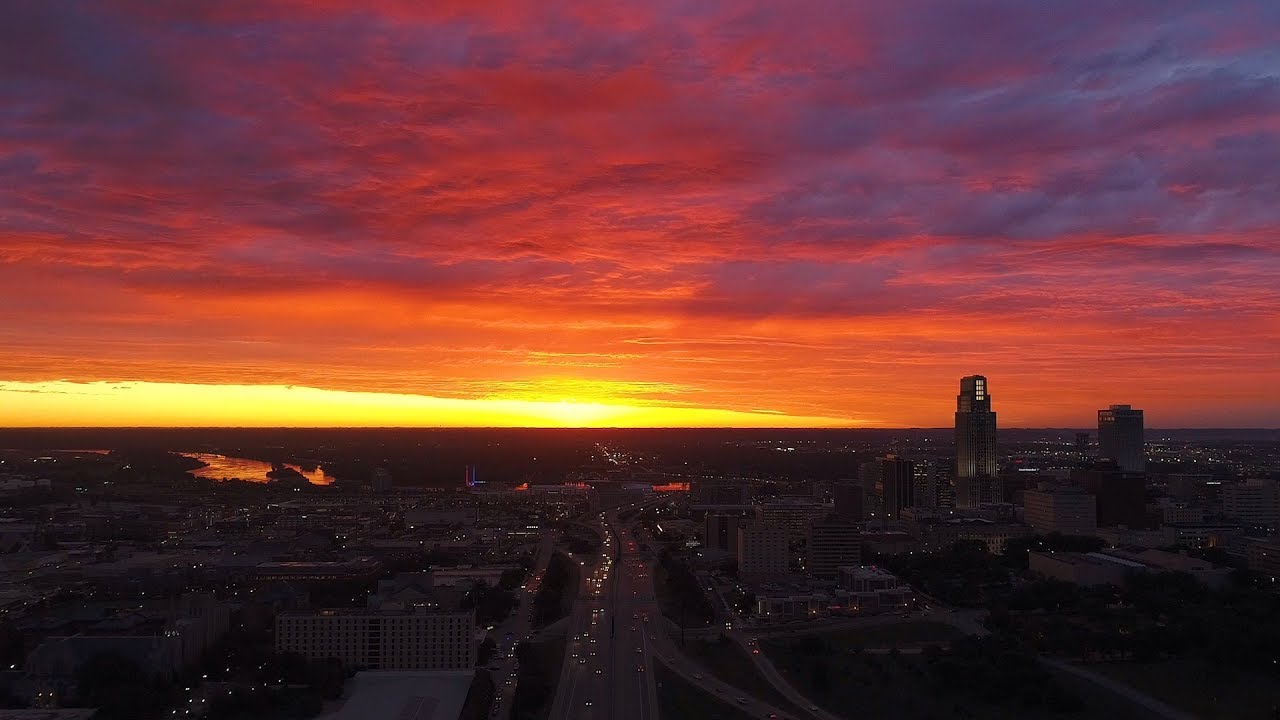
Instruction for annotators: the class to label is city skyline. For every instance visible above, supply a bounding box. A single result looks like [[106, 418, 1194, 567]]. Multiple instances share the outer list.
[[3, 1, 1280, 428]]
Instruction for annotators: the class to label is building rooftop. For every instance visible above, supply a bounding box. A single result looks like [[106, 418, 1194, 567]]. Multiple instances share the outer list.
[[320, 670, 474, 720]]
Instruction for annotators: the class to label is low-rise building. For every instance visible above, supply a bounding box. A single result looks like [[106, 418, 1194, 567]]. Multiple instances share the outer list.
[[835, 566, 912, 613], [1222, 479, 1279, 527], [1023, 487, 1096, 536], [1028, 551, 1136, 587], [1247, 538, 1280, 582]]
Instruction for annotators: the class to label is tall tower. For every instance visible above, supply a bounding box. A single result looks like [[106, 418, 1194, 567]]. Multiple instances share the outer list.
[[1098, 404, 1145, 473], [954, 375, 999, 508]]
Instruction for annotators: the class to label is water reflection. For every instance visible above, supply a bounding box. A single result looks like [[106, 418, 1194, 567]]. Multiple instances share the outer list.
[[182, 453, 333, 486]]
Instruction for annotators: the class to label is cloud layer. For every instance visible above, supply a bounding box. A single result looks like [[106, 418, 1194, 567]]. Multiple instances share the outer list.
[[2, 0, 1278, 426]]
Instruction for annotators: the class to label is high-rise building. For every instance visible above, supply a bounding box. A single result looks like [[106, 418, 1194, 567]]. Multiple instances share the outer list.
[[859, 456, 915, 519], [955, 375, 999, 508], [704, 513, 743, 555], [806, 520, 862, 579], [1023, 486, 1097, 536], [1098, 405, 1145, 473], [372, 467, 394, 493], [911, 460, 954, 510], [737, 522, 789, 581]]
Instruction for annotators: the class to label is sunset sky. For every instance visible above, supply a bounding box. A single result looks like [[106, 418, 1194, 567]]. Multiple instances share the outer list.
[[2, 1, 1278, 428]]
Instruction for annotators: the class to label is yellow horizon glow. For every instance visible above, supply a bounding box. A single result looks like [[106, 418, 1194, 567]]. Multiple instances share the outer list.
[[0, 380, 856, 428]]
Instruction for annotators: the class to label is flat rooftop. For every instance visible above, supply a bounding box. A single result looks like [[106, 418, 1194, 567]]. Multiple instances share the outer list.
[[321, 670, 474, 720]]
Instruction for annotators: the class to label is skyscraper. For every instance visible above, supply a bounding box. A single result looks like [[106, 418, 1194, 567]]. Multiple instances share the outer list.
[[955, 375, 999, 508], [1098, 404, 1145, 473]]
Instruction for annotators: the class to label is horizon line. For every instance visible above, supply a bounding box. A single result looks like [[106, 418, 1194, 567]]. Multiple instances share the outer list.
[[1, 426, 1275, 432]]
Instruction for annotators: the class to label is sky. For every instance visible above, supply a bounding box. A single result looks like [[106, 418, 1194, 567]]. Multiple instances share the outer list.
[[1, 0, 1279, 428]]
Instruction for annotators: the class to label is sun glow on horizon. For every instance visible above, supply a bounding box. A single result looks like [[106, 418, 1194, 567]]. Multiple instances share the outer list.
[[0, 380, 856, 428]]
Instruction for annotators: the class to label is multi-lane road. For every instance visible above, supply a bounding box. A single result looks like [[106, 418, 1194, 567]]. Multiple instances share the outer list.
[[546, 507, 813, 720], [547, 509, 661, 720]]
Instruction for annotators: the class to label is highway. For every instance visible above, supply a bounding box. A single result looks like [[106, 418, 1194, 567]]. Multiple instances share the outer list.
[[546, 512, 625, 720], [548, 504, 828, 720], [546, 508, 663, 720]]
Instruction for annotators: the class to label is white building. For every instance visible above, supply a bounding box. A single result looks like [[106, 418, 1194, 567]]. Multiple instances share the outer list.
[[276, 608, 475, 671]]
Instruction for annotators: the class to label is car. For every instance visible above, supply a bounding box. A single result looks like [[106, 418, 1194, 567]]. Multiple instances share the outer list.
[[635, 647, 642, 653], [737, 697, 748, 704], [584, 701, 593, 707], [578, 658, 587, 664], [649, 635, 656, 640], [595, 668, 602, 675], [693, 673, 704, 680]]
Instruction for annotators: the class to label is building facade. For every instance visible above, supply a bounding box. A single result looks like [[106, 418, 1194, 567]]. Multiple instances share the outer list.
[[704, 513, 742, 555], [1222, 479, 1279, 526], [806, 521, 862, 579], [954, 375, 999, 508], [832, 481, 864, 521], [275, 608, 475, 671], [737, 522, 789, 581], [1023, 487, 1097, 536], [1074, 464, 1147, 528], [1098, 404, 1145, 473]]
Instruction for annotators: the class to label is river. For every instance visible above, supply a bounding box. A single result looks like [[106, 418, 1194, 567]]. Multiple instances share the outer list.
[[181, 453, 334, 486]]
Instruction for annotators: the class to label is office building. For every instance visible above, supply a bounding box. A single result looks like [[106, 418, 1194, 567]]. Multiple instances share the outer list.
[[737, 522, 789, 581], [1023, 486, 1097, 536], [704, 513, 742, 555], [859, 456, 914, 519], [1073, 463, 1147, 528], [275, 607, 475, 671], [806, 520, 862, 579], [833, 481, 864, 521], [1222, 479, 1279, 526], [372, 467, 394, 493], [954, 375, 999, 507], [1098, 405, 1145, 473], [1075, 432, 1089, 452], [757, 498, 834, 538], [911, 461, 939, 510]]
